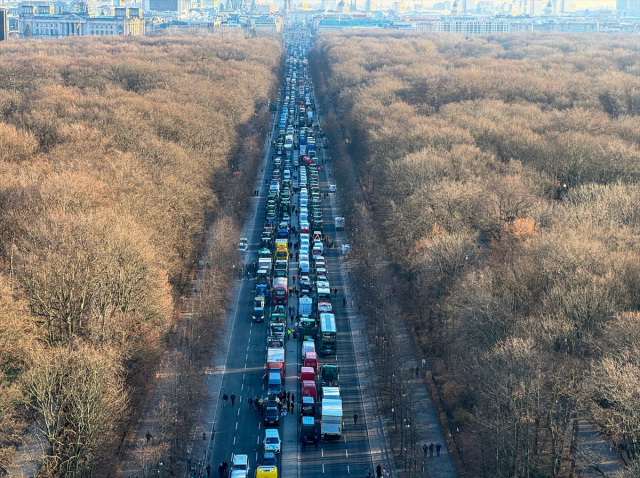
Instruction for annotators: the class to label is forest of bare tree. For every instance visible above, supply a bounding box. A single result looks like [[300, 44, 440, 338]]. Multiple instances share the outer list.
[[312, 32, 640, 477], [0, 33, 281, 477]]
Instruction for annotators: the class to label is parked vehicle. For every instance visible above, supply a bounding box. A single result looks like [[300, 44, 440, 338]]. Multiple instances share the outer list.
[[264, 400, 280, 426], [302, 380, 317, 400], [300, 416, 317, 444], [321, 399, 343, 440], [264, 429, 282, 454], [321, 364, 340, 386]]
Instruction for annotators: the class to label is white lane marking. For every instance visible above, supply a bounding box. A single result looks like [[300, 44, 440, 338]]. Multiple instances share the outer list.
[[245, 364, 247, 369], [233, 437, 236, 445], [256, 451, 258, 463], [257, 436, 260, 445], [238, 408, 241, 416], [262, 384, 265, 390], [236, 422, 238, 430], [347, 466, 350, 474], [321, 449, 324, 458], [345, 450, 348, 458], [241, 384, 244, 391], [322, 464, 325, 474], [243, 373, 245, 380], [258, 421, 261, 430], [246, 354, 249, 360]]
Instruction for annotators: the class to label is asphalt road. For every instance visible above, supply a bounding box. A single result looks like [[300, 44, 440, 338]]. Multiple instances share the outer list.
[[210, 47, 373, 478]]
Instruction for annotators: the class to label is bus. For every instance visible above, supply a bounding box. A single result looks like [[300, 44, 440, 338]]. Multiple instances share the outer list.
[[319, 313, 337, 355]]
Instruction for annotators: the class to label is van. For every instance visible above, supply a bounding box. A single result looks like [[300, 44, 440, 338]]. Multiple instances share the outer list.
[[302, 380, 317, 400], [299, 260, 309, 274], [302, 340, 316, 358], [264, 429, 281, 454], [304, 352, 318, 372], [301, 415, 317, 444], [300, 366, 315, 382], [255, 466, 278, 478], [301, 396, 316, 417], [268, 372, 282, 395]]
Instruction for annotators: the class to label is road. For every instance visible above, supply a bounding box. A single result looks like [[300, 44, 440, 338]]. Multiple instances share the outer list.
[[209, 50, 374, 478]]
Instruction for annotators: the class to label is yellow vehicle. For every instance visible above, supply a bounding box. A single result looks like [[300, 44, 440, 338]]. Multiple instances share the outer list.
[[275, 239, 289, 261], [255, 466, 278, 478]]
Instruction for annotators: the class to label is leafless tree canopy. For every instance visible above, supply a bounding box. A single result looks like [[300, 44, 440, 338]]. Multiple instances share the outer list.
[[0, 34, 281, 477], [312, 31, 640, 477]]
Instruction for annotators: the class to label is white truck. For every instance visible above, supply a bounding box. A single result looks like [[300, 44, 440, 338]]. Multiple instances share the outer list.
[[321, 399, 343, 440], [299, 296, 313, 318], [335, 217, 345, 231]]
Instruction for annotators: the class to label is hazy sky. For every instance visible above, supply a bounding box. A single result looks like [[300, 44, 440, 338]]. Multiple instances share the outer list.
[[572, 0, 616, 8]]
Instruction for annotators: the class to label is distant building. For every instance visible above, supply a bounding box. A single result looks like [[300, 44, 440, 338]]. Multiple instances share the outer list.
[[149, 0, 183, 11], [19, 5, 144, 37], [0, 8, 8, 40], [417, 17, 511, 31], [617, 0, 640, 15], [250, 13, 282, 30]]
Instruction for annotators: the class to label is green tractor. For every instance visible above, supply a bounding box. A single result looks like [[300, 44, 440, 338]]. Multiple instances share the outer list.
[[320, 364, 339, 387]]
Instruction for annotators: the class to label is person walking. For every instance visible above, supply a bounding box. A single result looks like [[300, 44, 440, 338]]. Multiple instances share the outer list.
[[416, 366, 420, 379], [429, 442, 435, 457], [436, 442, 441, 456], [343, 297, 346, 306], [146, 431, 153, 445], [287, 391, 291, 402], [206, 464, 211, 477], [218, 463, 225, 478], [222, 460, 228, 478], [248, 396, 254, 410], [376, 464, 382, 478], [334, 288, 338, 297], [287, 328, 292, 340], [230, 393, 236, 407], [354, 412, 359, 427], [222, 393, 229, 407], [315, 438, 319, 451], [365, 468, 372, 477], [291, 393, 295, 405], [423, 443, 428, 457], [301, 436, 308, 451]]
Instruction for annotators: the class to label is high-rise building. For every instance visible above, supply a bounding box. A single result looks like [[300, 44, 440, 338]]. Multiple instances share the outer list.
[[0, 8, 8, 41]]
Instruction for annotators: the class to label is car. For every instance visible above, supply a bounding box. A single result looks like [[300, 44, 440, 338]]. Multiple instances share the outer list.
[[264, 401, 280, 426], [264, 429, 281, 454], [282, 213, 291, 223], [232, 454, 250, 474], [230, 471, 247, 478], [262, 452, 277, 466], [237, 239, 248, 253]]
